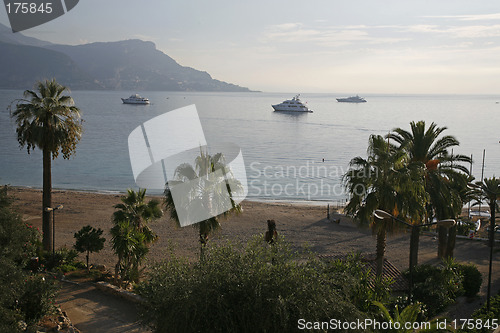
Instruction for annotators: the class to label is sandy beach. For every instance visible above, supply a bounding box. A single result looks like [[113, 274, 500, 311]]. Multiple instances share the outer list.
[[9, 186, 500, 318]]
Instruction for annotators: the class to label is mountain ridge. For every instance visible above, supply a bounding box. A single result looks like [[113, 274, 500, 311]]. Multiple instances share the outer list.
[[0, 23, 253, 92]]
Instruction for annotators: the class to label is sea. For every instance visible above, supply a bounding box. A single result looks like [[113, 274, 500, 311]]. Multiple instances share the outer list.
[[1, 90, 499, 205]]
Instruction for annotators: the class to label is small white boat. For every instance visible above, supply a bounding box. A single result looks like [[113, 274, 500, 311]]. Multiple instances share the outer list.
[[272, 94, 312, 112], [121, 94, 150, 104], [336, 95, 367, 103]]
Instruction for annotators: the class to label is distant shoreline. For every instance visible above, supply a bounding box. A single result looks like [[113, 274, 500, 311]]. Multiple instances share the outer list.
[[8, 185, 337, 208]]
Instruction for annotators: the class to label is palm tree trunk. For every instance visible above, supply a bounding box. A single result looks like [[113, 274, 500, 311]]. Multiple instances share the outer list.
[[132, 261, 139, 283], [487, 201, 496, 311], [376, 225, 386, 277], [114, 255, 121, 286], [199, 232, 206, 262], [42, 149, 52, 252], [86, 250, 90, 272], [437, 226, 447, 259], [445, 226, 457, 258], [409, 227, 420, 270]]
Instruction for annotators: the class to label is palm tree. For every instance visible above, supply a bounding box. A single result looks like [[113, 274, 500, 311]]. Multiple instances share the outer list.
[[111, 189, 162, 285], [164, 149, 243, 260], [343, 135, 426, 277], [111, 219, 142, 286], [10, 79, 83, 251], [372, 301, 422, 333], [388, 121, 471, 260], [472, 177, 500, 311]]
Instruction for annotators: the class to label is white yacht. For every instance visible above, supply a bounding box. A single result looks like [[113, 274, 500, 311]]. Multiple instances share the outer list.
[[336, 95, 367, 103], [272, 95, 313, 112], [121, 94, 150, 104]]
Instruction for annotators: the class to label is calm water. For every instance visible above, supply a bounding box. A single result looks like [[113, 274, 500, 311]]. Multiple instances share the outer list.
[[1, 90, 499, 203]]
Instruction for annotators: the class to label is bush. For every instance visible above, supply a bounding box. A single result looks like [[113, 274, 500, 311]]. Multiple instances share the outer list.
[[0, 188, 41, 267], [457, 219, 476, 236], [408, 262, 463, 318], [42, 247, 79, 271], [459, 293, 500, 333], [17, 274, 59, 325], [74, 225, 106, 271], [321, 252, 392, 313], [137, 236, 374, 333], [0, 186, 58, 331], [56, 263, 78, 273], [458, 263, 482, 298]]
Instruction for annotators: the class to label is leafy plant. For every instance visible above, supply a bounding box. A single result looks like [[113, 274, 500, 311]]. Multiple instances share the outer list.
[[0, 186, 58, 331], [0, 186, 41, 267], [17, 274, 59, 325], [111, 189, 162, 286], [74, 225, 106, 271], [459, 293, 500, 332], [137, 236, 375, 333], [456, 219, 476, 237], [372, 300, 422, 333], [457, 263, 482, 298], [408, 262, 463, 318], [42, 247, 79, 271], [164, 148, 243, 261]]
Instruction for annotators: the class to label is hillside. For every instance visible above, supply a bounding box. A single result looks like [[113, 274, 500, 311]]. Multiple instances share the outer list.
[[47, 39, 251, 91], [0, 23, 252, 91], [0, 41, 100, 89]]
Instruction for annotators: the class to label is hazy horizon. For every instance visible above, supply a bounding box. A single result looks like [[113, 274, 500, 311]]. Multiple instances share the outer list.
[[2, 0, 500, 95]]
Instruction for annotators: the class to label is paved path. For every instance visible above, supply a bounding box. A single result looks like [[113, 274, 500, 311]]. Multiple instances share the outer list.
[[56, 281, 150, 333]]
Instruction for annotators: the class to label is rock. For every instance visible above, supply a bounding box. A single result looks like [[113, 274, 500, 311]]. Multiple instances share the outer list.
[[95, 264, 106, 271]]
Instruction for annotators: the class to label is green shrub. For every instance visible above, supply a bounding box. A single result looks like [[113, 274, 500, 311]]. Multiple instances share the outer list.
[[458, 263, 482, 298], [0, 187, 58, 331], [321, 252, 392, 313], [459, 293, 500, 332], [137, 236, 374, 333], [17, 274, 59, 325], [408, 263, 463, 318], [0, 187, 41, 267], [56, 263, 78, 273], [457, 219, 476, 236], [74, 225, 106, 271], [42, 247, 79, 271]]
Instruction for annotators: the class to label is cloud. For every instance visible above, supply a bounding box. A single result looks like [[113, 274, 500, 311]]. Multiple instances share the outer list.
[[262, 23, 408, 47], [404, 24, 500, 39], [131, 34, 157, 41], [424, 13, 500, 21]]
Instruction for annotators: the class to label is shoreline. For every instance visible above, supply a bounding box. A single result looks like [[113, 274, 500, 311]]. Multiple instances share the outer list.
[[8, 185, 345, 208]]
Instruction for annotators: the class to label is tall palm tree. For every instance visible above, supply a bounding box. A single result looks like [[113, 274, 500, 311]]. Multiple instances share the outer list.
[[111, 189, 162, 285], [473, 177, 500, 311], [343, 135, 426, 276], [388, 121, 471, 260], [164, 149, 243, 260], [10, 79, 83, 251]]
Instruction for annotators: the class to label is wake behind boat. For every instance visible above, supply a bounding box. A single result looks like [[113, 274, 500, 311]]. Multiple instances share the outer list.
[[272, 94, 313, 112], [336, 95, 367, 103], [121, 94, 150, 104]]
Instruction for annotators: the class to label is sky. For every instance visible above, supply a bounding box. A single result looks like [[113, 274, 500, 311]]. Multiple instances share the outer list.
[[1, 0, 500, 94]]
